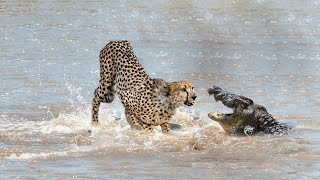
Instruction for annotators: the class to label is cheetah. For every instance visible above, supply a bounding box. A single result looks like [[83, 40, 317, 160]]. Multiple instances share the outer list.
[[92, 40, 197, 133]]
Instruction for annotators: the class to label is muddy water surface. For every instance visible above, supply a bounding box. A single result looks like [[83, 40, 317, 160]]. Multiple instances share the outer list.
[[1, 0, 320, 179]]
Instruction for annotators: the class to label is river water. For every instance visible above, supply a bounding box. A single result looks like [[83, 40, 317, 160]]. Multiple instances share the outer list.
[[1, 0, 320, 179]]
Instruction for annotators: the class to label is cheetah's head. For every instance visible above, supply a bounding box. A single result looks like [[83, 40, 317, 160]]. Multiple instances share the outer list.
[[168, 81, 197, 107]]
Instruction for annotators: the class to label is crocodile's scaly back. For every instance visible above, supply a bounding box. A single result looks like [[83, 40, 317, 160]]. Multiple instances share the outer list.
[[257, 112, 290, 135]]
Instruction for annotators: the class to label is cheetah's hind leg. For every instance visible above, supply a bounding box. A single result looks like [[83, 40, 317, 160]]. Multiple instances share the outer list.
[[94, 87, 114, 103], [91, 85, 113, 127]]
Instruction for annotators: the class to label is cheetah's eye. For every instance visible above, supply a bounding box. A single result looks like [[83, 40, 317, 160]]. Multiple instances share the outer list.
[[183, 88, 187, 92]]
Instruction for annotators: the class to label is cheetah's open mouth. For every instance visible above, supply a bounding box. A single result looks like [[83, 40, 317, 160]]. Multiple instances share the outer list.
[[184, 99, 194, 106], [184, 90, 195, 106]]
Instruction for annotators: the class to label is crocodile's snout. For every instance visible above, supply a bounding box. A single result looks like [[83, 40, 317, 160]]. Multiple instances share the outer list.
[[208, 86, 225, 102], [207, 86, 223, 95]]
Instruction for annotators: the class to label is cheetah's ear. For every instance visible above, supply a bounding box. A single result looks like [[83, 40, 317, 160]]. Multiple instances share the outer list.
[[153, 78, 169, 96], [153, 78, 166, 86], [167, 82, 183, 96]]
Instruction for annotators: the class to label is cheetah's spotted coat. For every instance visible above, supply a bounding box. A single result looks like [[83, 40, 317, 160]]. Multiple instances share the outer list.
[[92, 41, 197, 132]]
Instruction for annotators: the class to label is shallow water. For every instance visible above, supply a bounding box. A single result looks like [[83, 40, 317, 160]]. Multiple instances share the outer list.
[[1, 0, 320, 179]]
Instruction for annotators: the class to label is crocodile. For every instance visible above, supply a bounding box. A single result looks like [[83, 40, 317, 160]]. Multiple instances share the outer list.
[[207, 86, 290, 135]]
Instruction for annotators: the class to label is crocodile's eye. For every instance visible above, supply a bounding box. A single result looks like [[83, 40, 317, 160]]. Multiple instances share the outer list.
[[241, 104, 247, 109]]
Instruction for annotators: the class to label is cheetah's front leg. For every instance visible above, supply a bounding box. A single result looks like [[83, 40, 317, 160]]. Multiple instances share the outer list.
[[141, 122, 155, 133], [160, 122, 171, 133]]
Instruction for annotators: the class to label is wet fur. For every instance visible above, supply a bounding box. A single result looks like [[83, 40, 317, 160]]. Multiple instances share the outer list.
[[92, 41, 196, 133]]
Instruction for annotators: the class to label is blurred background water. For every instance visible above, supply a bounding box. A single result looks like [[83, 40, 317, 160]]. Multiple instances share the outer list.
[[1, 0, 320, 179]]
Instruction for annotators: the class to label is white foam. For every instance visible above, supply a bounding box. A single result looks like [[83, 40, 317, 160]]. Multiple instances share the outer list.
[[4, 151, 68, 160], [0, 105, 228, 160], [39, 107, 92, 134]]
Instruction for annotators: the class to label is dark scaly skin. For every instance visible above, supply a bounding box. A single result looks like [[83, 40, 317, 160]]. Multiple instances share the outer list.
[[207, 86, 290, 135]]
